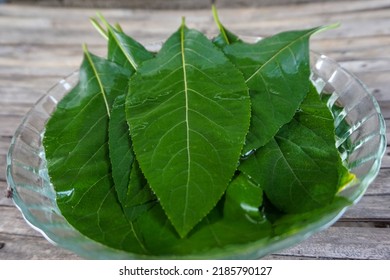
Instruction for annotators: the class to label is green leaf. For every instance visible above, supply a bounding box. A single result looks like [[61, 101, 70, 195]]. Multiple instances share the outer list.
[[109, 95, 156, 221], [239, 84, 349, 213], [90, 17, 108, 40], [126, 21, 251, 237], [126, 173, 270, 256], [106, 27, 153, 70], [43, 50, 148, 253], [100, 15, 155, 220], [109, 95, 134, 203], [223, 27, 328, 153], [133, 199, 272, 256], [213, 29, 241, 49], [96, 13, 154, 70], [224, 173, 264, 222], [123, 160, 157, 220], [211, 4, 241, 48], [272, 197, 351, 236]]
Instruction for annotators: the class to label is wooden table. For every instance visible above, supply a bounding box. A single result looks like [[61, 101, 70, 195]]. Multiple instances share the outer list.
[[1, 0, 389, 260]]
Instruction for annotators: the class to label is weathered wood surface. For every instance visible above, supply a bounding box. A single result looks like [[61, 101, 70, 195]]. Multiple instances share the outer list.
[[7, 0, 361, 9], [0, 0, 389, 260]]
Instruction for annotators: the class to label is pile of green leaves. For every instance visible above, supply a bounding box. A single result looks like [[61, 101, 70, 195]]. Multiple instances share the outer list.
[[43, 8, 354, 257]]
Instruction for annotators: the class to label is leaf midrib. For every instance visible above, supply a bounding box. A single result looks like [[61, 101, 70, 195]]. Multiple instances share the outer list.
[[273, 137, 323, 205], [109, 29, 138, 70], [83, 47, 111, 117], [244, 32, 310, 83], [180, 23, 191, 230]]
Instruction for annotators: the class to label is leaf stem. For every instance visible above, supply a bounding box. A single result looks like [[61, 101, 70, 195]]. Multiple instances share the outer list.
[[181, 16, 186, 27], [82, 44, 111, 118], [90, 17, 108, 40], [211, 3, 229, 44], [114, 23, 124, 33], [97, 12, 139, 70], [314, 22, 341, 35]]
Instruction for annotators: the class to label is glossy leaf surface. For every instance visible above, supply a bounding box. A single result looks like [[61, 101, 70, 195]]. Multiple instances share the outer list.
[[123, 160, 157, 220], [271, 197, 351, 236], [133, 187, 272, 256], [104, 22, 155, 220], [126, 22, 251, 237], [223, 173, 264, 222], [212, 28, 241, 49], [44, 51, 147, 253], [109, 95, 155, 221], [224, 27, 325, 153], [125, 183, 348, 256], [240, 85, 349, 213], [106, 21, 154, 69], [211, 4, 241, 49], [109, 95, 134, 202]]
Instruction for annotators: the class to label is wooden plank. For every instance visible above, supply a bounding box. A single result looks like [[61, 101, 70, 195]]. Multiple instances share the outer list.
[[0, 66, 77, 78], [0, 88, 45, 105], [0, 74, 70, 87], [341, 195, 390, 221], [204, 6, 390, 39], [352, 72, 390, 103], [273, 226, 390, 259], [0, 136, 12, 155], [0, 181, 14, 207], [0, 206, 41, 237], [0, 103, 34, 117], [384, 117, 390, 141], [265, 254, 324, 260], [338, 58, 390, 73], [376, 101, 390, 119], [5, 0, 390, 13], [379, 146, 390, 169], [366, 168, 390, 196], [0, 232, 80, 260], [6, 0, 365, 9], [0, 155, 7, 179], [0, 115, 24, 136]]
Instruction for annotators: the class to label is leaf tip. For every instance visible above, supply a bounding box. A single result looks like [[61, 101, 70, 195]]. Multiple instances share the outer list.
[[314, 22, 340, 35], [82, 43, 89, 54], [211, 1, 230, 45], [114, 22, 124, 33], [95, 11, 105, 21], [97, 12, 109, 26], [95, 11, 119, 35], [90, 17, 109, 40], [328, 22, 341, 29]]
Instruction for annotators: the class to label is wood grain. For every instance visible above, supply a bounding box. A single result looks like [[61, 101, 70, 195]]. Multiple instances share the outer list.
[[7, 0, 363, 9], [269, 227, 390, 260], [1, 0, 389, 260], [0, 233, 81, 260]]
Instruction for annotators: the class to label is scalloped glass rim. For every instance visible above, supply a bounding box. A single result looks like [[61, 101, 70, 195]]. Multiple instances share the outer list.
[[6, 51, 386, 259]]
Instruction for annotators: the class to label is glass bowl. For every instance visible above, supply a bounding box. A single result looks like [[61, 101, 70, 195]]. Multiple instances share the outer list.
[[6, 52, 386, 259]]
